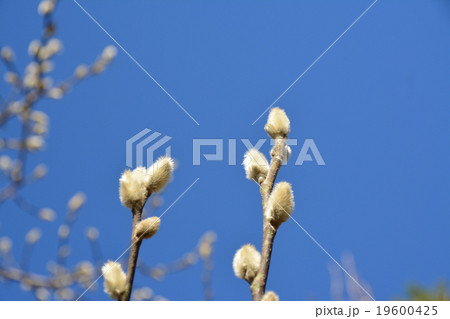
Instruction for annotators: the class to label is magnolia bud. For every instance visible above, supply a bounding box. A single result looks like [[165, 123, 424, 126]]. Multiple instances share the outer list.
[[102, 261, 127, 300], [243, 149, 269, 183], [119, 167, 150, 209], [264, 107, 290, 139], [262, 291, 279, 301], [232, 244, 261, 283], [265, 182, 294, 228], [146, 156, 175, 193], [135, 217, 160, 240]]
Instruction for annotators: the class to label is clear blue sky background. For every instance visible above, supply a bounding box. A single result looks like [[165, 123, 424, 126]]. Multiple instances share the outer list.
[[1, 0, 449, 301]]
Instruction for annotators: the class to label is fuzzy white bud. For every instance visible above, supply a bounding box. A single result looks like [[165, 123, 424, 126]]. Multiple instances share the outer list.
[[146, 156, 175, 193], [262, 291, 279, 301], [74, 64, 89, 79], [25, 135, 44, 151], [38, 0, 54, 15], [1, 47, 14, 62], [86, 227, 99, 241], [264, 107, 290, 139], [25, 228, 41, 244], [0, 237, 12, 254], [28, 40, 42, 57], [135, 216, 160, 240], [119, 167, 150, 209], [38, 208, 56, 222], [232, 244, 261, 283], [68, 192, 86, 212], [243, 149, 269, 183], [102, 45, 117, 61], [102, 261, 127, 300], [48, 87, 64, 99], [265, 182, 294, 228]]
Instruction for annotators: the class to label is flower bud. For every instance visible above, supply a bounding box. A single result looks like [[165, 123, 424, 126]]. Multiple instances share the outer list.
[[102, 45, 117, 61], [38, 0, 54, 15], [146, 156, 174, 193], [243, 149, 269, 183], [25, 135, 44, 151], [38, 208, 56, 222], [74, 64, 89, 79], [135, 216, 160, 240], [119, 167, 150, 209], [262, 291, 279, 301], [68, 192, 86, 212], [0, 46, 14, 62], [25, 228, 41, 244], [102, 261, 127, 300], [265, 182, 294, 228], [28, 40, 42, 57], [232, 244, 261, 283], [264, 107, 290, 139]]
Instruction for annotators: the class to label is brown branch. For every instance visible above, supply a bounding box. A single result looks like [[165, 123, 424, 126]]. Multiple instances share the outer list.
[[251, 137, 286, 301], [120, 201, 145, 301]]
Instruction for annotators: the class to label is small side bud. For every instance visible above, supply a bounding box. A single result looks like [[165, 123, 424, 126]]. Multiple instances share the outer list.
[[25, 228, 42, 244], [0, 46, 14, 62], [264, 107, 290, 139], [265, 182, 294, 228], [243, 149, 269, 183], [85, 227, 99, 241], [232, 244, 261, 283], [102, 45, 117, 61], [68, 192, 86, 212], [146, 156, 175, 193], [262, 291, 279, 301], [38, 0, 55, 15], [102, 261, 127, 300], [38, 208, 56, 222], [74, 64, 89, 79], [25, 135, 44, 151], [135, 216, 161, 240], [119, 167, 150, 209]]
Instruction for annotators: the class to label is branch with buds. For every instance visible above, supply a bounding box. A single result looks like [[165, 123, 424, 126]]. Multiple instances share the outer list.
[[233, 107, 295, 301], [102, 157, 174, 301]]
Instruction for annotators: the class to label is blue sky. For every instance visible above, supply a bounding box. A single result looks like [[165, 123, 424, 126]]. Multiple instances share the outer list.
[[1, 0, 450, 300]]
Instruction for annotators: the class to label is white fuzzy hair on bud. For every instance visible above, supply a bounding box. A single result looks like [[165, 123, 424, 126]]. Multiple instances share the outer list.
[[265, 182, 294, 228], [262, 291, 279, 301], [119, 167, 150, 209], [264, 107, 290, 139], [102, 261, 127, 300], [135, 217, 160, 240], [146, 156, 174, 193], [243, 149, 269, 183], [232, 244, 261, 283]]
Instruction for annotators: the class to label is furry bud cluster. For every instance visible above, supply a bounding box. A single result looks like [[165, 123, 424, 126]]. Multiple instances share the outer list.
[[232, 244, 261, 283], [119, 156, 174, 209]]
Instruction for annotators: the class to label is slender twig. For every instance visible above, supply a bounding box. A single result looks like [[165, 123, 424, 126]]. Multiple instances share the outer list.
[[250, 137, 286, 301], [120, 200, 146, 301]]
